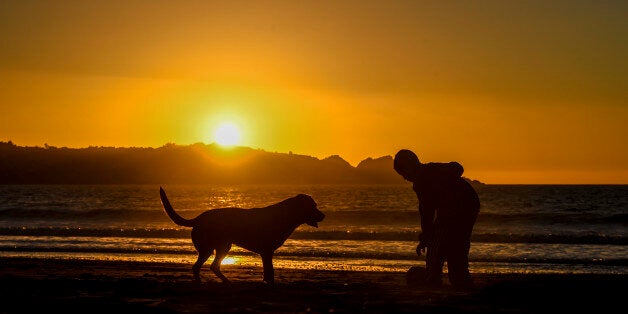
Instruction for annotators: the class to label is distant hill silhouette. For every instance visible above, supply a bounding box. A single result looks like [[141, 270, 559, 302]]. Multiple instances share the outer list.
[[0, 141, 484, 187]]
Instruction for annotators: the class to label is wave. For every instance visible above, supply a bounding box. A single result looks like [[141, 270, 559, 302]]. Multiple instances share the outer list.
[[476, 212, 628, 224], [1, 245, 625, 266], [0, 208, 170, 220], [0, 227, 624, 245], [2, 208, 626, 225]]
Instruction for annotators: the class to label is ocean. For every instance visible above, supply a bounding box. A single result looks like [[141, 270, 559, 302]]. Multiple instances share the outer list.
[[0, 184, 626, 275]]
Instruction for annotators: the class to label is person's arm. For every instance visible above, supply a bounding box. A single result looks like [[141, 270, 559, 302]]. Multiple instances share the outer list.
[[417, 202, 435, 256], [419, 202, 435, 236]]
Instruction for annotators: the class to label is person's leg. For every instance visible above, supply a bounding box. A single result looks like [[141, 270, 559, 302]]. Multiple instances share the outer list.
[[447, 211, 477, 289], [425, 222, 447, 287], [446, 238, 472, 288]]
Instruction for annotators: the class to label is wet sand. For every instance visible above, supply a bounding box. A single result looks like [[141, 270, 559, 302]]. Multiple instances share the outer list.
[[0, 256, 624, 313]]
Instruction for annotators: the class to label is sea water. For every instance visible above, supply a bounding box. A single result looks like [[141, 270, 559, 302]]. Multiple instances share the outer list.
[[0, 184, 626, 274]]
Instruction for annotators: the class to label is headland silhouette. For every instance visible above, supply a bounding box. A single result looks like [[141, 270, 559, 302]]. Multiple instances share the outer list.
[[0, 141, 484, 186]]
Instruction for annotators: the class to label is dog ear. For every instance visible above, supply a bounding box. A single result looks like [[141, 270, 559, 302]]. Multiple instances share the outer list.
[[296, 194, 315, 203]]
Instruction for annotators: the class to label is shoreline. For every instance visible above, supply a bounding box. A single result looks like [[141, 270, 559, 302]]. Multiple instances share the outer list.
[[2, 250, 626, 276], [1, 256, 625, 313]]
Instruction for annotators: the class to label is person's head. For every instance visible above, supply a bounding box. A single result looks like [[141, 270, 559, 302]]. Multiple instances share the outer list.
[[394, 149, 421, 181]]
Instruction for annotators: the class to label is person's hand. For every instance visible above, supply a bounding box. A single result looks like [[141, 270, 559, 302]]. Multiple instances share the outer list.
[[416, 232, 431, 256], [416, 241, 427, 256]]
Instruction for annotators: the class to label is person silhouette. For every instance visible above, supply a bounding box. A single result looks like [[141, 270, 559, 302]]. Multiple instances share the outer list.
[[394, 149, 480, 289]]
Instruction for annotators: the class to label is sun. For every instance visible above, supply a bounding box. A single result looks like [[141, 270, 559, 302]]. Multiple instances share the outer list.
[[214, 122, 241, 146]]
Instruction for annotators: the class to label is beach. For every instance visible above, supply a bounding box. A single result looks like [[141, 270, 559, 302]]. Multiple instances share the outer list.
[[0, 256, 624, 313], [1, 184, 626, 313]]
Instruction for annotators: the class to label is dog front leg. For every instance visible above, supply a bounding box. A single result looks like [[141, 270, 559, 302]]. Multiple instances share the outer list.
[[261, 252, 275, 284]]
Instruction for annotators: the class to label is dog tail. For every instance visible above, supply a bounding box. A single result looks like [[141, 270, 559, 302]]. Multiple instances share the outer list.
[[159, 187, 195, 227]]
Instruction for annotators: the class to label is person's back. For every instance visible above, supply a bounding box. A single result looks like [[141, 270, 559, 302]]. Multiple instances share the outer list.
[[411, 162, 480, 217]]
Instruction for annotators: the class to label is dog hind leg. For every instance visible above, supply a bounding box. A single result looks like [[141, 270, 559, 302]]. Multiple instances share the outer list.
[[193, 249, 212, 283], [210, 243, 232, 283]]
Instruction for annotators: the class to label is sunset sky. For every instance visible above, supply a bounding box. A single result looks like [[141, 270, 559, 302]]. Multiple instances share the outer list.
[[1, 0, 626, 184]]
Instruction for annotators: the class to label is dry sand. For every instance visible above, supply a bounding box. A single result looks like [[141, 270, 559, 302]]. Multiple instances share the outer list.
[[0, 256, 624, 313]]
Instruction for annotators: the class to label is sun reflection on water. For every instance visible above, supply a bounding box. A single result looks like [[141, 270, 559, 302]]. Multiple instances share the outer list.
[[221, 256, 238, 265]]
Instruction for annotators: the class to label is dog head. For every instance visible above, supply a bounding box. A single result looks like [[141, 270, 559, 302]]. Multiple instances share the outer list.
[[292, 194, 325, 228]]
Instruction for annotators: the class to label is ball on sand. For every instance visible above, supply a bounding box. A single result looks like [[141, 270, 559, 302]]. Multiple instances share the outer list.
[[406, 265, 427, 286]]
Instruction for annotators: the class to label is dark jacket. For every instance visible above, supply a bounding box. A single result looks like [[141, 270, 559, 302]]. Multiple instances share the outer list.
[[411, 162, 480, 237]]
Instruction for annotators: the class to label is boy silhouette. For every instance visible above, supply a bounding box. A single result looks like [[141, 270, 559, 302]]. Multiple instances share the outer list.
[[394, 149, 480, 289]]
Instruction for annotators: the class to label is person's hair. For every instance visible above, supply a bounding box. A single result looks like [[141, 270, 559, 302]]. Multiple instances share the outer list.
[[393, 149, 420, 175]]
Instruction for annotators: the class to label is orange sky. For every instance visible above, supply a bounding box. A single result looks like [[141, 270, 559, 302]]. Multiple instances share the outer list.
[[1, 0, 627, 184]]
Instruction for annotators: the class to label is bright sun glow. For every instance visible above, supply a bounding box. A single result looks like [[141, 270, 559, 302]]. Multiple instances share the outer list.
[[214, 122, 241, 146], [221, 257, 238, 265]]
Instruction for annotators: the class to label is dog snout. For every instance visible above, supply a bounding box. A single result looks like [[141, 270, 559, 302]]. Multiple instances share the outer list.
[[317, 211, 325, 222]]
